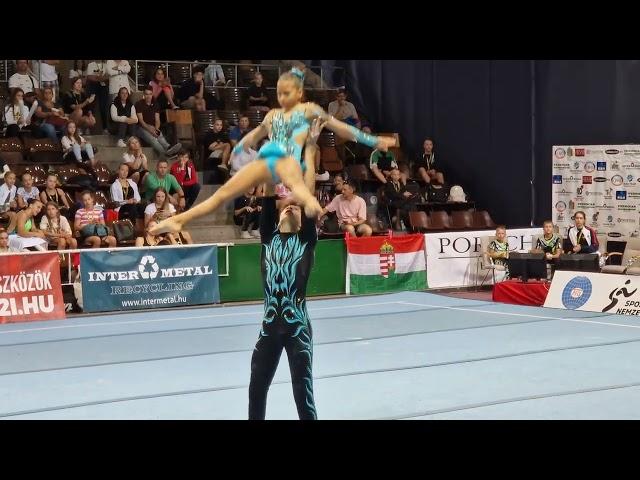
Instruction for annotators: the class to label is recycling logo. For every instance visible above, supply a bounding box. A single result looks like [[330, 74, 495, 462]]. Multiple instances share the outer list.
[[139, 255, 159, 279]]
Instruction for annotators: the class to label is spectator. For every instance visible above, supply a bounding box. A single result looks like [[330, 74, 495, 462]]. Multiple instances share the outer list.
[[415, 138, 445, 185], [0, 230, 20, 253], [177, 66, 205, 109], [229, 116, 251, 148], [149, 67, 179, 111], [4, 87, 36, 138], [40, 201, 77, 250], [122, 136, 149, 186], [328, 90, 360, 127], [135, 218, 177, 247], [234, 188, 261, 239], [0, 171, 18, 232], [135, 86, 182, 157], [534, 220, 562, 261], [106, 60, 131, 102], [204, 61, 226, 87], [8, 199, 47, 251], [85, 60, 110, 134], [16, 172, 40, 210], [74, 190, 116, 248], [330, 172, 345, 197], [488, 225, 510, 279], [61, 77, 97, 134], [69, 60, 87, 83], [170, 150, 201, 210], [229, 145, 258, 177], [143, 159, 186, 210], [110, 163, 142, 221], [8, 60, 40, 97], [566, 211, 599, 254], [31, 60, 60, 102], [384, 168, 419, 230], [321, 180, 372, 237], [110, 86, 138, 148], [61, 121, 97, 173], [370, 148, 407, 185], [143, 187, 193, 244], [34, 86, 67, 141], [204, 118, 231, 171], [247, 71, 270, 111], [40, 174, 71, 216]]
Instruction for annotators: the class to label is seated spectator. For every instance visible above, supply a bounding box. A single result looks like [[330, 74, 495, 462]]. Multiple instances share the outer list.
[[204, 119, 231, 171], [229, 145, 258, 177], [135, 86, 182, 157], [415, 138, 445, 185], [247, 72, 270, 111], [122, 136, 149, 187], [0, 171, 18, 232], [110, 163, 142, 221], [0, 229, 20, 253], [8, 199, 47, 251], [61, 121, 97, 174], [110, 86, 138, 148], [229, 116, 251, 148], [35, 87, 68, 141], [40, 201, 77, 250], [370, 148, 407, 185], [85, 60, 110, 134], [32, 60, 60, 102], [106, 60, 131, 103], [74, 190, 116, 248], [135, 218, 178, 247], [488, 225, 510, 279], [143, 159, 186, 210], [384, 168, 419, 230], [144, 187, 193, 244], [4, 88, 36, 138], [234, 188, 261, 239], [177, 66, 205, 109], [61, 77, 97, 135], [16, 172, 40, 210], [170, 150, 201, 210], [321, 180, 372, 237], [8, 60, 40, 98], [40, 173, 71, 217], [328, 89, 360, 128], [149, 67, 179, 111], [204, 61, 226, 87], [330, 172, 345, 198], [566, 211, 599, 254]]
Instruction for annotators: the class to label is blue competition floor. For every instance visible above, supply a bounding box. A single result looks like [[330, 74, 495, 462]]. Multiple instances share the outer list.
[[1, 291, 640, 419]]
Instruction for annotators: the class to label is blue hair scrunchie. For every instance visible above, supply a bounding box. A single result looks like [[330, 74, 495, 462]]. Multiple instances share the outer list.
[[290, 67, 305, 81]]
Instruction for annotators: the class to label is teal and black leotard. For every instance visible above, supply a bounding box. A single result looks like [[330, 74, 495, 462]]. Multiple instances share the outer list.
[[248, 195, 318, 420]]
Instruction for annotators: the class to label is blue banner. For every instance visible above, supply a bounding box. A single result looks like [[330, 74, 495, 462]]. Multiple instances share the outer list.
[[80, 246, 219, 313]]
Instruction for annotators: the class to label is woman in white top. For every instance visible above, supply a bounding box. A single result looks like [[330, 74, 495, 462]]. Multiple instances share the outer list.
[[61, 121, 97, 173], [110, 163, 142, 220], [40, 201, 77, 250], [143, 187, 193, 244], [4, 88, 35, 138], [122, 136, 148, 186], [106, 60, 131, 100]]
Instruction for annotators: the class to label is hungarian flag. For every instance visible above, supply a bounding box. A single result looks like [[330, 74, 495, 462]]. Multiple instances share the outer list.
[[346, 233, 427, 295]]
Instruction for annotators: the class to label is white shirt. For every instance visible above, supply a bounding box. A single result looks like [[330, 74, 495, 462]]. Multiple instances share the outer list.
[[106, 60, 131, 94], [8, 72, 39, 93], [110, 103, 137, 123], [144, 202, 176, 217], [86, 61, 108, 86], [17, 186, 40, 203], [61, 135, 87, 153], [4, 103, 31, 126], [230, 148, 258, 176], [110, 179, 141, 212], [31, 61, 58, 82], [0, 184, 16, 204], [328, 100, 358, 120], [40, 215, 72, 235]]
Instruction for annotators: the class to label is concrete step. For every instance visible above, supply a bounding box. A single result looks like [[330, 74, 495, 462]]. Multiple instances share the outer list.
[[187, 224, 239, 244]]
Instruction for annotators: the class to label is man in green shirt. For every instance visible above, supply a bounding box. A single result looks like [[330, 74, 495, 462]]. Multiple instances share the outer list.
[[144, 159, 186, 210]]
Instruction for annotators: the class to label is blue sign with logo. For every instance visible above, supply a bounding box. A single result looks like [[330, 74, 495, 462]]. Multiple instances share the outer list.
[[597, 162, 607, 171], [616, 191, 627, 200], [80, 246, 220, 313], [561, 276, 593, 310], [552, 175, 563, 184]]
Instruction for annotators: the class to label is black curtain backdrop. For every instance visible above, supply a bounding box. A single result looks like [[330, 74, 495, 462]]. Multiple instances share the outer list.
[[310, 60, 640, 228]]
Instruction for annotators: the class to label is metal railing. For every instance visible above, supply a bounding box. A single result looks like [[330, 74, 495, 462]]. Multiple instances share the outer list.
[[134, 60, 345, 92], [0, 242, 234, 287]]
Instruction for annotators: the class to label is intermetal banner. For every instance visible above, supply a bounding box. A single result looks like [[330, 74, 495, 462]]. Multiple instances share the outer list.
[[80, 246, 220, 313], [552, 145, 640, 242]]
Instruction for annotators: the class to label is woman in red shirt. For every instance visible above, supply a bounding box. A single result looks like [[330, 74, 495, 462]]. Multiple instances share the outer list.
[[170, 150, 201, 210]]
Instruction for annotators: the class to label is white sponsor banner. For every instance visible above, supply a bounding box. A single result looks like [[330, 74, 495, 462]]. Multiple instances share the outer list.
[[552, 145, 640, 242], [424, 228, 543, 288], [544, 270, 640, 316]]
